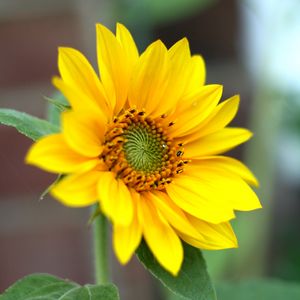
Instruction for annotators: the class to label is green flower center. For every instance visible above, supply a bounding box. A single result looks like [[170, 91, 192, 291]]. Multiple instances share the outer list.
[[123, 123, 168, 174]]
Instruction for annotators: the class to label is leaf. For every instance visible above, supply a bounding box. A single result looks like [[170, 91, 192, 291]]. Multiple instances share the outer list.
[[216, 279, 300, 300], [44, 96, 70, 112], [0, 109, 59, 141], [46, 92, 69, 126], [0, 273, 119, 300], [39, 174, 63, 200], [136, 241, 217, 300], [87, 205, 102, 226]]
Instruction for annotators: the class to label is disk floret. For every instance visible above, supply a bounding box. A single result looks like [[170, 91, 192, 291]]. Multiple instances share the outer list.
[[102, 108, 189, 192]]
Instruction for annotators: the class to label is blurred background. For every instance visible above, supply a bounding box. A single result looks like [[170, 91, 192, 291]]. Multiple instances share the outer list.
[[0, 0, 300, 299]]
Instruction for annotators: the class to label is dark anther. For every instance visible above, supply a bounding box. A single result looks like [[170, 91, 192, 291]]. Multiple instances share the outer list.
[[178, 142, 183, 147], [138, 111, 145, 116], [177, 162, 184, 167], [168, 121, 175, 127], [129, 108, 136, 113], [176, 150, 183, 157]]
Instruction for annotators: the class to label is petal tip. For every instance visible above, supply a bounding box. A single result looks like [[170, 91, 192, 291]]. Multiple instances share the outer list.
[[168, 261, 182, 276], [24, 149, 33, 165], [96, 23, 113, 36], [116, 22, 126, 31], [177, 37, 189, 48], [114, 247, 131, 265], [245, 129, 254, 140], [251, 176, 260, 188], [58, 46, 73, 55]]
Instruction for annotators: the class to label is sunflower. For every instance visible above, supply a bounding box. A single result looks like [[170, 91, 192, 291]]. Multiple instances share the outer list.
[[26, 23, 261, 275]]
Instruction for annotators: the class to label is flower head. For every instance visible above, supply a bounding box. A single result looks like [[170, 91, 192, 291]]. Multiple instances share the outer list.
[[26, 23, 261, 275]]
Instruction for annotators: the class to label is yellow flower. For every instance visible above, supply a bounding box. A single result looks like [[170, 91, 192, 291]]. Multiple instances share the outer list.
[[26, 23, 261, 275]]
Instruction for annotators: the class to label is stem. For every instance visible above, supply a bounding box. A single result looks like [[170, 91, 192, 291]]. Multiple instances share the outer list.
[[92, 204, 110, 284]]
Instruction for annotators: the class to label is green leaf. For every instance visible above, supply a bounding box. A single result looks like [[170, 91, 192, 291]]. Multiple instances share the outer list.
[[0, 273, 119, 300], [46, 92, 69, 126], [216, 279, 300, 300], [87, 205, 102, 226], [39, 174, 63, 200], [0, 109, 59, 141], [136, 241, 217, 300], [44, 96, 70, 112]]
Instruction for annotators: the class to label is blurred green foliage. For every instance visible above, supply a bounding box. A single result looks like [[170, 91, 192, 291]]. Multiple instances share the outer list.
[[115, 0, 216, 49], [216, 279, 300, 300], [120, 0, 216, 25]]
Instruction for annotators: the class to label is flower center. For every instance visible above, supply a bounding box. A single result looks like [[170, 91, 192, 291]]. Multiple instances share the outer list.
[[123, 122, 168, 174], [102, 108, 188, 192]]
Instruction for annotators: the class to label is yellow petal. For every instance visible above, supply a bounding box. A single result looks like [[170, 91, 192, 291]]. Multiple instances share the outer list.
[[62, 110, 106, 157], [165, 38, 192, 105], [128, 40, 172, 117], [184, 95, 240, 142], [184, 128, 253, 158], [97, 172, 133, 226], [192, 156, 259, 187], [148, 191, 203, 240], [116, 23, 139, 70], [184, 165, 262, 212], [169, 42, 206, 99], [52, 77, 106, 118], [167, 85, 223, 138], [178, 215, 238, 250], [115, 23, 139, 114], [160, 43, 206, 120], [138, 194, 183, 276], [168, 37, 190, 58], [166, 175, 236, 224], [25, 134, 99, 173], [51, 170, 104, 207], [96, 24, 119, 112], [184, 55, 206, 95], [57, 47, 110, 114], [113, 189, 142, 264], [97, 24, 135, 115]]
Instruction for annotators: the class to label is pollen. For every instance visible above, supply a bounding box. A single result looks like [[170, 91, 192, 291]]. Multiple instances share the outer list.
[[101, 108, 189, 192]]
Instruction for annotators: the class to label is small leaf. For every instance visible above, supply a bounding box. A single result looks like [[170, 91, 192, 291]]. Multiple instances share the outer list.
[[216, 279, 300, 300], [136, 241, 217, 300], [39, 174, 63, 200], [0, 273, 119, 300], [44, 96, 70, 112], [47, 92, 69, 126], [0, 109, 59, 141], [87, 205, 102, 226]]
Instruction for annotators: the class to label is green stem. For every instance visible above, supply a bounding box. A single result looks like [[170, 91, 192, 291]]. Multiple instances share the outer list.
[[92, 204, 110, 284]]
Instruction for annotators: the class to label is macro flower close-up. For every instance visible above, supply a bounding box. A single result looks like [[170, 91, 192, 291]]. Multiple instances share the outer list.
[[25, 23, 261, 276]]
